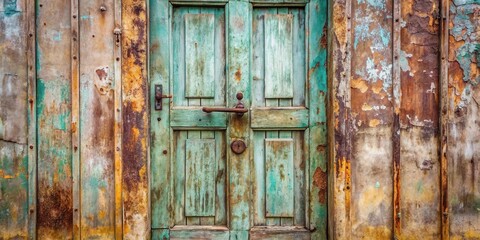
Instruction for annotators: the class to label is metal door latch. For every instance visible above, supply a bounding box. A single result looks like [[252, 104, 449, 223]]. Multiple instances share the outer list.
[[155, 84, 172, 110]]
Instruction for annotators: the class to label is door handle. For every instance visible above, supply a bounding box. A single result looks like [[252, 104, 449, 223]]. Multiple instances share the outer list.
[[155, 84, 172, 110], [202, 92, 248, 117]]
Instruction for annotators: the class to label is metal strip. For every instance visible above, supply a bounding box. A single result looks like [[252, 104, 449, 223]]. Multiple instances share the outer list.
[[27, 0, 37, 237], [71, 0, 80, 238], [392, 0, 402, 237], [440, 0, 450, 239], [114, 0, 123, 237]]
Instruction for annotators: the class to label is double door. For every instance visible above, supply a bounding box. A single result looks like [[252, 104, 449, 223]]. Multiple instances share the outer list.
[[150, 0, 327, 238]]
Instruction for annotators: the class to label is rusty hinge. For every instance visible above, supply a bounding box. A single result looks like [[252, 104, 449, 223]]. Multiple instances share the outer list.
[[113, 27, 122, 45]]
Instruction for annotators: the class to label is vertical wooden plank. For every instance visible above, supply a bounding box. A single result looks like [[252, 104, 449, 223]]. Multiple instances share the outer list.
[[264, 14, 293, 99], [214, 131, 227, 226], [186, 130, 201, 226], [447, 1, 480, 238], [26, 0, 37, 236], [172, 7, 188, 107], [329, 0, 353, 238], [291, 8, 306, 107], [0, 0, 29, 238], [79, 0, 116, 238], [36, 0, 73, 237], [185, 14, 215, 98], [277, 7, 293, 108], [265, 139, 294, 217], [308, 0, 328, 238], [278, 131, 294, 227], [265, 131, 280, 226], [185, 139, 216, 217], [293, 131, 305, 226], [150, 0, 171, 231], [200, 130, 215, 226], [252, 131, 266, 226], [399, 0, 441, 238], [173, 131, 187, 225], [227, 1, 251, 235], [252, 8, 266, 107], [122, 0, 149, 237], [70, 0, 79, 237], [186, 8, 201, 107]]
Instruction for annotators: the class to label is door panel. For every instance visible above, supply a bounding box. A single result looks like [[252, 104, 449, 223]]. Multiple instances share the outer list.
[[150, 0, 327, 238]]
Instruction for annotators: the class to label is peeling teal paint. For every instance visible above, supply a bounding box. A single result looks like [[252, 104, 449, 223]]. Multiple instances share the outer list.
[[399, 50, 412, 73], [3, 0, 20, 16], [354, 9, 391, 50], [450, 3, 480, 108], [358, 0, 386, 9]]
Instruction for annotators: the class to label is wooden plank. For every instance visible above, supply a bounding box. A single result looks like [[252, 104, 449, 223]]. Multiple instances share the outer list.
[[291, 8, 305, 107], [171, 109, 227, 129], [292, 131, 305, 226], [265, 131, 280, 226], [150, 0, 171, 229], [173, 131, 187, 225], [252, 131, 266, 225], [36, 0, 73, 237], [307, 0, 328, 238], [278, 131, 293, 227], [185, 139, 216, 217], [200, 7, 226, 107], [0, 0, 29, 238], [170, 225, 229, 239], [79, 0, 117, 238], [122, 0, 149, 237], [227, 1, 250, 234], [214, 131, 227, 226], [252, 8, 266, 107], [264, 14, 293, 99], [249, 226, 310, 240], [172, 7, 188, 107], [265, 139, 294, 217], [185, 14, 215, 98], [251, 108, 308, 129], [186, 8, 201, 107]]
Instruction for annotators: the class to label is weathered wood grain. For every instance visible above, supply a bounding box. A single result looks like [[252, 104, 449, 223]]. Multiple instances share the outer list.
[[250, 226, 310, 240], [251, 108, 308, 129], [185, 14, 215, 98]]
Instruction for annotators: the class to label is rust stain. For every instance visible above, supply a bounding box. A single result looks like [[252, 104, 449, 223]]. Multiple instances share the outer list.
[[313, 167, 327, 204], [234, 68, 242, 82]]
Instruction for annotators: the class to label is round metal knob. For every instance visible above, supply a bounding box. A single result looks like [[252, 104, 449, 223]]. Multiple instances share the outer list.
[[231, 140, 246, 154]]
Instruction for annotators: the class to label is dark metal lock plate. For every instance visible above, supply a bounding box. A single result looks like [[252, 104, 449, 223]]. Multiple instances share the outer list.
[[231, 140, 246, 154]]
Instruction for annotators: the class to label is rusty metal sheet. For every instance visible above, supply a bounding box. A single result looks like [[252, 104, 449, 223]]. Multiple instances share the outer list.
[[447, 1, 480, 238], [36, 0, 73, 237], [122, 0, 150, 238], [398, 0, 441, 238]]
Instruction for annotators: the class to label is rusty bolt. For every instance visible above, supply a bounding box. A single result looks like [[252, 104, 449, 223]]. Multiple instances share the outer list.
[[163, 150, 168, 155], [100, 5, 107, 11], [29, 145, 34, 150]]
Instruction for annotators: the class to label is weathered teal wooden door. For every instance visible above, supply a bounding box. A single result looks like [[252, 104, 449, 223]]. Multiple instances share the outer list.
[[150, 0, 327, 239]]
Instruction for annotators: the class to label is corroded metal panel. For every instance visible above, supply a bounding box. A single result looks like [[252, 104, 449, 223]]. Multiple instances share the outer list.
[[122, 0, 150, 238], [0, 0, 29, 237], [447, 1, 480, 238]]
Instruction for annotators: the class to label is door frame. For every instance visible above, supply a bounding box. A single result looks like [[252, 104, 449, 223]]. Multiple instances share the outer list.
[[148, 0, 328, 238]]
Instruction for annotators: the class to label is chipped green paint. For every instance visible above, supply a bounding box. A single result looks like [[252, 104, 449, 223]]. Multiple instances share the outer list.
[[3, 0, 20, 16]]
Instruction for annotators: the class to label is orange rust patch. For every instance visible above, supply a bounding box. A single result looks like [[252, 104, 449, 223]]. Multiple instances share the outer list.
[[234, 68, 242, 82], [351, 78, 369, 93], [313, 167, 327, 204], [369, 119, 381, 127]]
